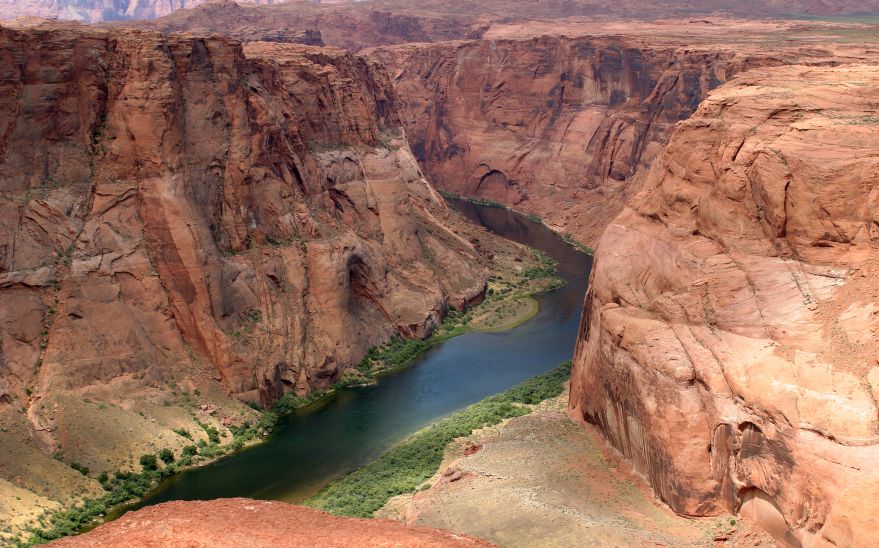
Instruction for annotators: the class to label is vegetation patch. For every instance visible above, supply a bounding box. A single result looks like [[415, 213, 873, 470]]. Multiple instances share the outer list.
[[305, 361, 572, 518], [356, 249, 561, 375], [19, 442, 207, 546], [562, 233, 594, 255], [437, 190, 506, 209]]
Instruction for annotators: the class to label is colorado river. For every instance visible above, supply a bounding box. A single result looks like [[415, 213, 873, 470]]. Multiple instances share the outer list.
[[126, 200, 592, 510]]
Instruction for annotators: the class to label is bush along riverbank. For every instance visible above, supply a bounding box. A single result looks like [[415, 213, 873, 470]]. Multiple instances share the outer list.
[[18, 247, 562, 546], [344, 248, 562, 380], [305, 361, 573, 517]]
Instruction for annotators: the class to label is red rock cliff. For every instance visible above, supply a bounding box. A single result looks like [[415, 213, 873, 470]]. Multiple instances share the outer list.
[[0, 24, 486, 433], [569, 64, 879, 546], [371, 34, 804, 244]]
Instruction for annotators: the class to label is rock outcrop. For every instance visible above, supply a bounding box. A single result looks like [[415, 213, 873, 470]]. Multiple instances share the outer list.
[[49, 498, 494, 547], [116, 0, 476, 50], [106, 1, 879, 52], [0, 22, 488, 488], [569, 64, 879, 546]]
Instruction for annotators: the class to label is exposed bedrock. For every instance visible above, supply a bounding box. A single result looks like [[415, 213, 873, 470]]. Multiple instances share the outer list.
[[372, 35, 814, 244], [0, 25, 488, 424], [569, 63, 879, 546], [50, 498, 494, 547]]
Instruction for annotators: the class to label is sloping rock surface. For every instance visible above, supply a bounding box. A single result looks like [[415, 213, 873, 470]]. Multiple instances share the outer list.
[[569, 63, 879, 547], [49, 498, 494, 547]]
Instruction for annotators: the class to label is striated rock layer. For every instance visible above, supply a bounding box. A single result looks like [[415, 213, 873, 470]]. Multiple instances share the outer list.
[[569, 64, 879, 546], [112, 0, 879, 48], [0, 23, 487, 470], [49, 498, 494, 547]]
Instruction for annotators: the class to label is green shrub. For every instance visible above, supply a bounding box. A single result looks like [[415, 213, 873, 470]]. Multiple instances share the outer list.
[[172, 428, 192, 440], [195, 421, 220, 444], [306, 361, 571, 517], [138, 454, 158, 472], [69, 462, 89, 476], [562, 233, 594, 254], [158, 448, 174, 464]]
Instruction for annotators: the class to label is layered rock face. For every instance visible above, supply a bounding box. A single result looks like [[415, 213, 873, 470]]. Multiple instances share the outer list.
[[0, 24, 486, 434], [373, 36, 792, 244], [111, 1, 879, 52], [119, 0, 475, 50], [569, 64, 879, 546]]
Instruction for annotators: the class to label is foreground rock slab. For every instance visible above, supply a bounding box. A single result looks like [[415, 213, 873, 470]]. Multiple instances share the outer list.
[[49, 498, 493, 547]]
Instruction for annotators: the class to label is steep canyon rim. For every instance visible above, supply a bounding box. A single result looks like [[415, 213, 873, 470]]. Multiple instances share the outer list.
[[1, 3, 879, 547]]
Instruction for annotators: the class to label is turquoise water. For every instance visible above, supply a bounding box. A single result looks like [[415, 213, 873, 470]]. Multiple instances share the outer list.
[[123, 200, 592, 509]]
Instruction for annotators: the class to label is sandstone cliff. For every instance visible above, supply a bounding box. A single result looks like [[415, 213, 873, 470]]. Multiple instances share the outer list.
[[116, 0, 475, 50], [569, 64, 879, 546], [0, 23, 489, 528], [372, 34, 797, 245], [107, 1, 879, 54]]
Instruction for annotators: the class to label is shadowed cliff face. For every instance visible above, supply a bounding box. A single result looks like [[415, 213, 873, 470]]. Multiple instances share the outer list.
[[0, 26, 487, 425], [372, 36, 797, 244], [569, 64, 879, 546]]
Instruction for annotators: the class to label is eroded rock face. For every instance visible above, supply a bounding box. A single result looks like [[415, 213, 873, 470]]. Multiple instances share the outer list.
[[117, 0, 475, 51], [569, 64, 879, 546], [372, 35, 801, 244], [0, 25, 486, 421]]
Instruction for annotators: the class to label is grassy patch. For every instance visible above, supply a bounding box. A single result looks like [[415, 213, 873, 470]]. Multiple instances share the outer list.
[[437, 190, 507, 209], [19, 444, 207, 546], [562, 233, 594, 255], [305, 361, 572, 517]]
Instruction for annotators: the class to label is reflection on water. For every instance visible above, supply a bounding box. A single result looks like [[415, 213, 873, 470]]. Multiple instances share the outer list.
[[124, 200, 593, 511]]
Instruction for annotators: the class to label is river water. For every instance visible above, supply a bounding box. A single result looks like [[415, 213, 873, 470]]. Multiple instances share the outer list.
[[126, 199, 592, 510]]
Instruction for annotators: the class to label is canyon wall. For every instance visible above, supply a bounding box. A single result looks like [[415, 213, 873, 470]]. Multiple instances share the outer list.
[[0, 23, 488, 498], [569, 64, 879, 546], [373, 36, 795, 244], [117, 0, 476, 50]]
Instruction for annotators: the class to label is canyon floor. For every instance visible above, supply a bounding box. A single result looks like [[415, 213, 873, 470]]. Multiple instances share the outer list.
[[379, 392, 777, 547]]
